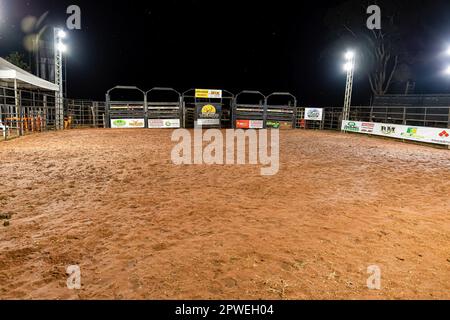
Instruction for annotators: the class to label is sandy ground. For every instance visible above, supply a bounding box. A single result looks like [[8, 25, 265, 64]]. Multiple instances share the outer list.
[[0, 129, 450, 300]]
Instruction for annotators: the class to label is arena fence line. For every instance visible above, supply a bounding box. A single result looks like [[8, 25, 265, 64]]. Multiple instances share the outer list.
[[348, 105, 450, 129]]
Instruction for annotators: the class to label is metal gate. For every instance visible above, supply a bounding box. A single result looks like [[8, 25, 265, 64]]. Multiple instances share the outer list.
[[182, 89, 234, 128], [232, 91, 266, 129], [146, 87, 182, 128], [106, 86, 146, 129], [265, 92, 297, 129]]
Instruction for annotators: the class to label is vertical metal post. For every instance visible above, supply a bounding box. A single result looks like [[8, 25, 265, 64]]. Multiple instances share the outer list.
[[402, 106, 407, 125], [43, 94, 47, 131], [14, 79, 22, 136], [54, 28, 64, 130], [342, 54, 355, 130], [447, 106, 450, 129], [144, 92, 148, 129], [105, 93, 110, 128]]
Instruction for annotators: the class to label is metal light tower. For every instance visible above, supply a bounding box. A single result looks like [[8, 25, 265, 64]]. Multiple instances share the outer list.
[[54, 27, 67, 130], [342, 51, 355, 127]]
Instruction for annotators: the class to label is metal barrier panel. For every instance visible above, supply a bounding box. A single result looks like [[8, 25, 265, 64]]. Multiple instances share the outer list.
[[183, 89, 234, 129], [147, 88, 182, 128], [64, 100, 106, 129], [106, 86, 146, 129], [265, 92, 297, 129], [232, 91, 266, 129]]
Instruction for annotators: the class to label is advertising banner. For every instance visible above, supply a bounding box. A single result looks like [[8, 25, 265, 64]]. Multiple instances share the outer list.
[[266, 120, 293, 129], [195, 89, 223, 99], [236, 120, 264, 129], [111, 118, 145, 128], [195, 103, 222, 127], [305, 108, 324, 121], [148, 119, 180, 128], [342, 120, 450, 146]]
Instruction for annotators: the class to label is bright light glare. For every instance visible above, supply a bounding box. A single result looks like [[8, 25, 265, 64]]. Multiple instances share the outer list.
[[57, 29, 67, 39], [343, 62, 354, 72], [345, 51, 355, 60], [444, 65, 450, 75], [56, 42, 67, 53]]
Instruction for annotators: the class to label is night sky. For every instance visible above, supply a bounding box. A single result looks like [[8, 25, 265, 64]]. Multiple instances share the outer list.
[[2, 0, 450, 105]]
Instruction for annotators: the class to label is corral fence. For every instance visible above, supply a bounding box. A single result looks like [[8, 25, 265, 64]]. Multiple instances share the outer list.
[[0, 85, 106, 140], [64, 99, 106, 129], [296, 107, 343, 130], [296, 104, 450, 130], [1, 85, 57, 140], [346, 105, 450, 128]]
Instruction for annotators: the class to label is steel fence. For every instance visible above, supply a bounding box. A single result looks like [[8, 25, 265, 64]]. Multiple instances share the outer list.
[[1, 85, 106, 140], [349, 105, 450, 128], [64, 99, 106, 129], [0, 86, 57, 140]]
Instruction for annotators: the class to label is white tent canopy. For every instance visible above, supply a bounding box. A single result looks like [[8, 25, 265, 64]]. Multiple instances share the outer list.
[[0, 57, 59, 92]]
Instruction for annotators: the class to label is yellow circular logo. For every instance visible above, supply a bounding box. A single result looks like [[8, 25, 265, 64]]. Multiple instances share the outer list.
[[201, 104, 216, 114]]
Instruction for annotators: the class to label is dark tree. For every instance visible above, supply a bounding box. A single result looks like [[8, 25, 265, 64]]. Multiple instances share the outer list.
[[324, 0, 430, 95], [4, 52, 31, 72]]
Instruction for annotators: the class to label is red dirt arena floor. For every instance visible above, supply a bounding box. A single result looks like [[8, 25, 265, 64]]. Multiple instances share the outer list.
[[0, 129, 449, 300]]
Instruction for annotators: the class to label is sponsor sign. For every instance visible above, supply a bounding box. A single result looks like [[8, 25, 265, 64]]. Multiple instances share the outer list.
[[342, 120, 450, 146], [305, 108, 324, 121], [266, 120, 293, 129], [196, 119, 221, 126], [236, 120, 264, 129], [195, 103, 222, 128], [148, 119, 180, 128], [111, 118, 145, 128], [361, 122, 375, 133], [342, 121, 360, 132], [195, 89, 223, 99]]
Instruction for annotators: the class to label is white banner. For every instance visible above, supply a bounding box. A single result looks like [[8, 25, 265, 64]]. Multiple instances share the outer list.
[[148, 119, 180, 128], [195, 119, 221, 126], [305, 108, 324, 121], [342, 121, 450, 146], [111, 119, 145, 129]]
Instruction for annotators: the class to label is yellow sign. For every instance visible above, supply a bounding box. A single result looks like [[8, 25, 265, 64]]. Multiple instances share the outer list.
[[201, 104, 217, 114], [195, 89, 222, 99]]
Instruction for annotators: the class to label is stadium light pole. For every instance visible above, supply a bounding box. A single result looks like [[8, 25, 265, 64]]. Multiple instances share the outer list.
[[342, 50, 355, 130], [54, 27, 67, 130]]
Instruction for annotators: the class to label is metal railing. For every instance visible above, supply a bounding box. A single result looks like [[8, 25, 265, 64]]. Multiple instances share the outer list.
[[64, 99, 106, 129], [1, 85, 106, 140], [0, 86, 57, 140], [349, 105, 450, 128]]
